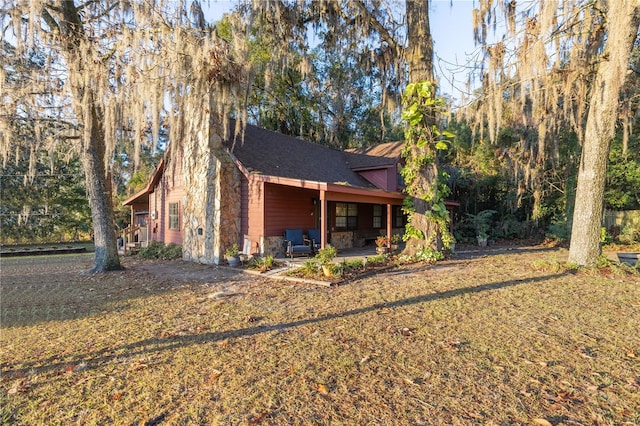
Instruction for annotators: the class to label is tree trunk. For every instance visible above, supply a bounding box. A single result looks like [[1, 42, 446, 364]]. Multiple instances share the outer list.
[[57, 0, 121, 272], [403, 0, 440, 255], [568, 3, 640, 266], [81, 100, 122, 272], [406, 0, 433, 83]]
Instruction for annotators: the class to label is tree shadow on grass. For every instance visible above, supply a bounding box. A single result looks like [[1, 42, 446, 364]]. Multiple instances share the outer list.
[[5, 271, 568, 376], [0, 255, 250, 328], [451, 243, 563, 260]]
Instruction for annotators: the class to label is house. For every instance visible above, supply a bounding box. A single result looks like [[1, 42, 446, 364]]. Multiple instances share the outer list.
[[123, 122, 457, 264]]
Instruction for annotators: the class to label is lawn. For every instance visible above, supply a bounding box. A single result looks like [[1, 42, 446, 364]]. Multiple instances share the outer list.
[[1, 247, 639, 425]]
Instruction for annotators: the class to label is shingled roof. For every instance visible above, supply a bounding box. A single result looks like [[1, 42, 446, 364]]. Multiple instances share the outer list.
[[345, 141, 404, 161], [224, 123, 400, 190]]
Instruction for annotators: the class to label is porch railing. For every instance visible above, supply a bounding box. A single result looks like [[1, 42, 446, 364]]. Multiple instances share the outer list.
[[119, 225, 147, 254]]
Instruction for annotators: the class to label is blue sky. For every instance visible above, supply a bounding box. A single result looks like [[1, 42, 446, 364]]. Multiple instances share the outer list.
[[205, 0, 481, 102]]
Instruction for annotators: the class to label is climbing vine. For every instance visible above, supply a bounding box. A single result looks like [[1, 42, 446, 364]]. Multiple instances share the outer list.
[[400, 80, 454, 255]]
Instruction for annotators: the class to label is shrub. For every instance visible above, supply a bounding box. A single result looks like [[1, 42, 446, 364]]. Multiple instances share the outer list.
[[618, 223, 640, 244], [546, 220, 570, 241], [248, 255, 279, 272], [366, 254, 387, 266], [465, 210, 496, 239], [341, 259, 363, 272], [315, 244, 337, 265], [225, 244, 239, 257], [139, 241, 182, 260], [415, 247, 443, 262], [287, 259, 320, 278]]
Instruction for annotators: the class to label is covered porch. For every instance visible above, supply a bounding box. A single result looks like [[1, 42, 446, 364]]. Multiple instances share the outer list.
[[242, 176, 406, 258]]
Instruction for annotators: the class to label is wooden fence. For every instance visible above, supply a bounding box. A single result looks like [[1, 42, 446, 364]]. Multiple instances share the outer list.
[[603, 210, 640, 230]]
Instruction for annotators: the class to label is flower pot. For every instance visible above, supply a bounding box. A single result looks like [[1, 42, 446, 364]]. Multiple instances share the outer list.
[[226, 255, 241, 267], [322, 264, 333, 277], [617, 252, 639, 267], [376, 247, 387, 254], [477, 236, 488, 247]]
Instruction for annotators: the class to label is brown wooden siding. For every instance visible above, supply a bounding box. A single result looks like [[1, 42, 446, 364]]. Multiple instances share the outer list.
[[240, 176, 249, 237], [325, 190, 402, 205], [358, 168, 396, 191], [149, 182, 162, 242], [243, 177, 265, 253], [264, 183, 317, 237], [152, 156, 184, 246]]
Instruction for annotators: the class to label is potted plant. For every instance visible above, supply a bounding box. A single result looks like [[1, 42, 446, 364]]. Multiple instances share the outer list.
[[449, 237, 456, 253], [390, 234, 401, 252], [476, 231, 489, 247], [375, 235, 390, 254], [316, 244, 337, 276], [224, 243, 241, 267], [466, 210, 496, 247]]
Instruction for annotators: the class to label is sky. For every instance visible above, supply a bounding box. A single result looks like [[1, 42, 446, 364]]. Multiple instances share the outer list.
[[204, 0, 481, 103]]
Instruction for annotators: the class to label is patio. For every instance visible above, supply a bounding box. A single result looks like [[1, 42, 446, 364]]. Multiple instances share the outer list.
[[278, 244, 392, 267]]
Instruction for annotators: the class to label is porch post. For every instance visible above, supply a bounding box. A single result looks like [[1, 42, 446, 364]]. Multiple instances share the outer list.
[[320, 190, 327, 248], [386, 203, 393, 248]]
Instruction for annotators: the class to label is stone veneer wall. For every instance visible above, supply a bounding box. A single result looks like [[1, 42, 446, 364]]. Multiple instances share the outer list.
[[329, 231, 353, 250], [261, 235, 284, 258], [181, 111, 241, 265]]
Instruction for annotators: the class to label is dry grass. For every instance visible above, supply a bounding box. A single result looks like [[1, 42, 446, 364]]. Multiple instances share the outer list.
[[1, 247, 639, 425]]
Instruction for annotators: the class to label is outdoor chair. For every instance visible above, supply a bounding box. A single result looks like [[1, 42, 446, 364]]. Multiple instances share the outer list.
[[307, 228, 321, 253], [284, 228, 312, 258]]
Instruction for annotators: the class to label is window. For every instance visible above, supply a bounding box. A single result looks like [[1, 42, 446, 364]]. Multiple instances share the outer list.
[[373, 205, 382, 228], [169, 202, 179, 230], [335, 203, 358, 229], [394, 206, 404, 228]]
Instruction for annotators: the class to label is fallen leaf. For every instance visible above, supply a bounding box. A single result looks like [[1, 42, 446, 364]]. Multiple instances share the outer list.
[[520, 389, 533, 397], [316, 383, 329, 394], [248, 412, 268, 424], [7, 379, 30, 395], [533, 419, 553, 426], [112, 392, 123, 401], [208, 369, 223, 382], [403, 377, 420, 386], [130, 360, 147, 371]]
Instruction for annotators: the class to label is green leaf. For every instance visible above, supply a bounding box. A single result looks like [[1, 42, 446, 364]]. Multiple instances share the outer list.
[[410, 115, 423, 126], [435, 141, 448, 150], [417, 81, 433, 98], [404, 83, 417, 99], [401, 103, 419, 121]]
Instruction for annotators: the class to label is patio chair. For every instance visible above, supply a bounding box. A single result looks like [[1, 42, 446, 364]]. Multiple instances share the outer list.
[[284, 228, 312, 259], [307, 228, 321, 253]]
